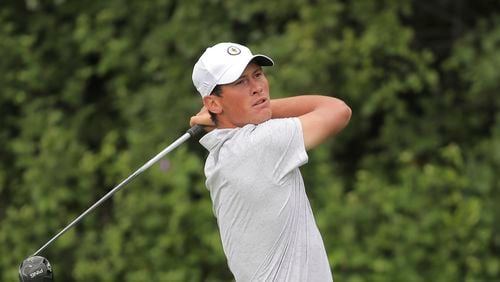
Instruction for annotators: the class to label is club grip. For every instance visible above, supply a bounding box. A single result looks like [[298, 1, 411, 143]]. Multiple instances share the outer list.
[[187, 124, 205, 137]]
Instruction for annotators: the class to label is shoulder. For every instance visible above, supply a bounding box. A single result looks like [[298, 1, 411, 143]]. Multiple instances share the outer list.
[[234, 118, 300, 143], [252, 117, 302, 134], [247, 118, 304, 150], [200, 118, 302, 151]]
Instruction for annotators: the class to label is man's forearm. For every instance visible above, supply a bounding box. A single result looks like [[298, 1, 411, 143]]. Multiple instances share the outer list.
[[270, 95, 352, 149], [270, 95, 345, 118]]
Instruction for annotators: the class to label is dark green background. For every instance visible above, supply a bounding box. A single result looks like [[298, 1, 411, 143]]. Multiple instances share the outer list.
[[1, 0, 499, 281]]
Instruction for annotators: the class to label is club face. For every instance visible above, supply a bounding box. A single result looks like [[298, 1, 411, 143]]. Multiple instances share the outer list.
[[19, 256, 54, 282]]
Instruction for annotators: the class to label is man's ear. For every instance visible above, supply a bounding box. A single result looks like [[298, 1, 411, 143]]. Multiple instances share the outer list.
[[203, 95, 222, 114]]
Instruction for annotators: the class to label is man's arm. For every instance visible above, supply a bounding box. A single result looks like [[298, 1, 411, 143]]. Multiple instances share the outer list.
[[270, 95, 351, 150]]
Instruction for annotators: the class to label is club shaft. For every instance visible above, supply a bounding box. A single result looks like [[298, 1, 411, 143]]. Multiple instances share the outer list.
[[32, 128, 198, 257]]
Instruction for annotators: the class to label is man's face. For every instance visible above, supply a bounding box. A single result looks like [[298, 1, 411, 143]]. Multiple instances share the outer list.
[[210, 63, 272, 128]]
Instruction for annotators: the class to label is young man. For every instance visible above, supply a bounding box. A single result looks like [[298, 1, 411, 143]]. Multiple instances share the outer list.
[[190, 42, 351, 281]]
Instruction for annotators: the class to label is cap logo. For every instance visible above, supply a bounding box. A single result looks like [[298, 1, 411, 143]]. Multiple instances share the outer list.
[[227, 46, 241, 55]]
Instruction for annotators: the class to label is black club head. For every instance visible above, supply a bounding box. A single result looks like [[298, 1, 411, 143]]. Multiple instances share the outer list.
[[19, 256, 54, 282]]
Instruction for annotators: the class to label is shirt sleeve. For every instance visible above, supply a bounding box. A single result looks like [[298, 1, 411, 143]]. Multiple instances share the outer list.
[[246, 118, 308, 183]]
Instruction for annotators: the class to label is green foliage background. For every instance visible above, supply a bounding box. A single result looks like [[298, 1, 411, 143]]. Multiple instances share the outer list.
[[1, 0, 499, 281]]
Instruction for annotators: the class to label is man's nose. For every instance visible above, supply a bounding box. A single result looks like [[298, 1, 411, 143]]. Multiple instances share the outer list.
[[250, 79, 263, 95]]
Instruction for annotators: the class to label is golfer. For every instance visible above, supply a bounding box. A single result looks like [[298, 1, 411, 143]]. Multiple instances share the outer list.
[[190, 42, 351, 281]]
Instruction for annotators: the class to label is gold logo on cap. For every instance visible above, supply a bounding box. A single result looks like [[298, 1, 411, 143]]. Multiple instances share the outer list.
[[227, 46, 241, 55]]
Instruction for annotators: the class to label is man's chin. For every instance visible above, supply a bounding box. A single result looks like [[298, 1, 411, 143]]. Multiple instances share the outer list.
[[253, 113, 272, 125]]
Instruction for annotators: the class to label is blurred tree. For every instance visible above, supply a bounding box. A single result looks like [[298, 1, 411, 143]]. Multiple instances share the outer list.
[[0, 0, 499, 281]]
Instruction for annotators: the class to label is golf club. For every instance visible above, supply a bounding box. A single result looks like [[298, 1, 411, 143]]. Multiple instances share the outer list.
[[19, 124, 204, 281]]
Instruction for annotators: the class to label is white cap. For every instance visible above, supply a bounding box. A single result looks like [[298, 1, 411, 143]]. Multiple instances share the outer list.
[[192, 42, 274, 97]]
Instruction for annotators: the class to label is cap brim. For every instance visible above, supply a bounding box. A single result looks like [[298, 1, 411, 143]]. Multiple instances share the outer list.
[[218, 55, 274, 85], [252, 54, 274, 67]]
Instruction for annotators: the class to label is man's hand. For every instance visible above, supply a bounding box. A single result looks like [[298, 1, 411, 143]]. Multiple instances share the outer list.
[[190, 106, 216, 132]]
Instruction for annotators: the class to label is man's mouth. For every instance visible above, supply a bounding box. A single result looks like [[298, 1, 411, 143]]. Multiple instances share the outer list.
[[253, 97, 268, 106]]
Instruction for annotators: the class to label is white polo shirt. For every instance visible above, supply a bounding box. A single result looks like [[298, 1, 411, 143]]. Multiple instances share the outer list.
[[200, 118, 333, 282]]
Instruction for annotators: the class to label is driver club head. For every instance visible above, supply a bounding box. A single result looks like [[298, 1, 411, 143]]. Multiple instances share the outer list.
[[19, 256, 54, 282]]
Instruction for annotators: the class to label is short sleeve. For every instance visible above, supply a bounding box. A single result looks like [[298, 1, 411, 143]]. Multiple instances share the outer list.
[[246, 118, 308, 182]]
